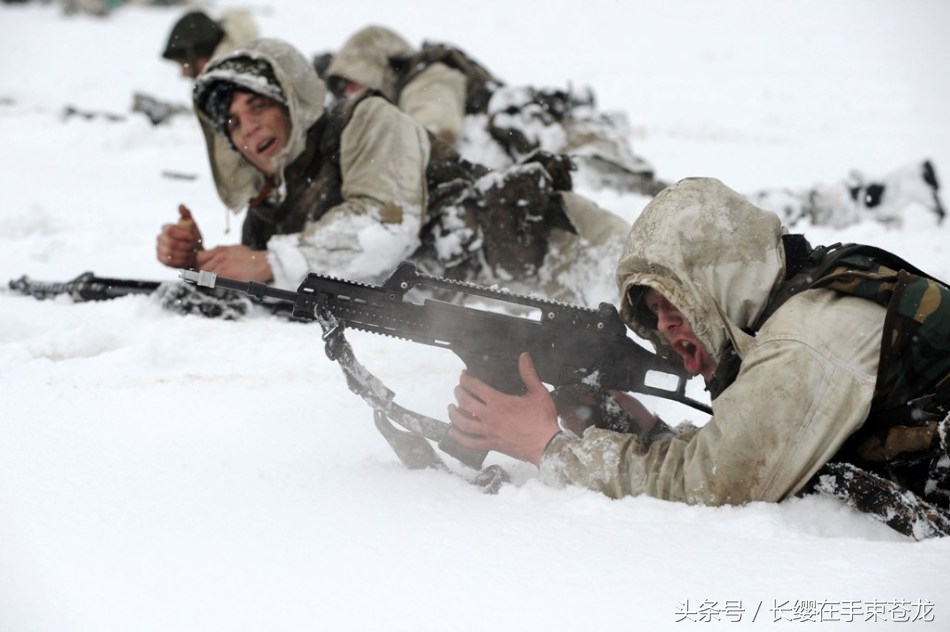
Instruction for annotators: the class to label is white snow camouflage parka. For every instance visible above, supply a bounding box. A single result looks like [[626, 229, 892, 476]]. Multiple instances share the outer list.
[[195, 10, 260, 211], [325, 25, 468, 146], [540, 177, 886, 505], [194, 38, 431, 289]]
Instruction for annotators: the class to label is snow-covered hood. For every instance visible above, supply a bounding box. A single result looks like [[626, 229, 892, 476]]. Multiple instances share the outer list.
[[214, 9, 260, 57], [324, 25, 414, 100], [616, 177, 787, 364], [193, 38, 327, 211]]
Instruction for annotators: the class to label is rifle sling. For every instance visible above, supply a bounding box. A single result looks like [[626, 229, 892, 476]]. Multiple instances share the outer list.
[[314, 308, 489, 468]]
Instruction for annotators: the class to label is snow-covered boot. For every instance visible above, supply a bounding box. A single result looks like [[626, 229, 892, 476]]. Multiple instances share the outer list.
[[486, 84, 663, 195], [924, 412, 950, 508], [560, 106, 664, 195], [844, 159, 946, 226], [486, 85, 569, 161], [750, 160, 946, 228], [812, 461, 950, 540]]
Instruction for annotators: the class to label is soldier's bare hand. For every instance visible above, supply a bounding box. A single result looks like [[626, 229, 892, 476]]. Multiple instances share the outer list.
[[195, 245, 273, 282], [156, 204, 203, 269], [447, 352, 560, 466]]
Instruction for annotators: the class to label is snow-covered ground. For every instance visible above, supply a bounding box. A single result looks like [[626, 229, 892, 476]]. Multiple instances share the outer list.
[[1, 1, 949, 630]]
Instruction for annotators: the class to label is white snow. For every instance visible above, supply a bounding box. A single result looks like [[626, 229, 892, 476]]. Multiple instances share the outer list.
[[1, 1, 949, 630]]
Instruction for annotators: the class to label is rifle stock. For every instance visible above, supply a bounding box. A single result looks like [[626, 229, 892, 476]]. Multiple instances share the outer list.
[[181, 263, 711, 468]]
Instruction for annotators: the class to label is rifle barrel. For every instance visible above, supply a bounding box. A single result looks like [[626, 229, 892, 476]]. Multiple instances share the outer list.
[[180, 270, 298, 303]]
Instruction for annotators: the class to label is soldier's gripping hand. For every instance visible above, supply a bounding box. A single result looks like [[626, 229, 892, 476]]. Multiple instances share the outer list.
[[195, 245, 274, 283], [157, 204, 204, 269], [448, 352, 560, 466]]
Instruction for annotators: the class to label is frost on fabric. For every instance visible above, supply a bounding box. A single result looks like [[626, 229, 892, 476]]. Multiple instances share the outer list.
[[490, 110, 568, 155], [296, 206, 422, 282], [539, 428, 628, 495], [473, 163, 543, 193], [487, 86, 568, 153], [457, 114, 511, 169], [199, 52, 284, 101], [429, 204, 481, 262]]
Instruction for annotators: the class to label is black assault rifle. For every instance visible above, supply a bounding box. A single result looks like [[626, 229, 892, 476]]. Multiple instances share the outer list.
[[9, 272, 162, 301], [181, 262, 711, 470], [8, 271, 252, 320]]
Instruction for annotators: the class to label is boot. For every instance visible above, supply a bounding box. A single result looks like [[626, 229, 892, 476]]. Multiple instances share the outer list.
[[846, 159, 946, 226], [811, 461, 950, 540]]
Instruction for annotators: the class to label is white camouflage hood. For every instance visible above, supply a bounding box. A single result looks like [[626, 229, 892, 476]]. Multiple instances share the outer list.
[[193, 38, 327, 211], [616, 177, 787, 364], [324, 25, 414, 100]]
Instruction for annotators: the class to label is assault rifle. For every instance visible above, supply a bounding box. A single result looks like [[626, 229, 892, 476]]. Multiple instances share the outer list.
[[8, 271, 252, 320], [62, 92, 190, 126], [9, 272, 162, 301], [181, 262, 711, 470]]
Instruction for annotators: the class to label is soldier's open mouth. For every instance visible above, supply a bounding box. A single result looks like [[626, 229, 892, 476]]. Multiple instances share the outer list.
[[674, 340, 701, 374], [257, 138, 276, 154], [676, 340, 697, 356]]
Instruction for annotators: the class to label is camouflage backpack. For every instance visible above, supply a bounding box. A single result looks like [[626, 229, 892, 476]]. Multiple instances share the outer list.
[[725, 235, 950, 538], [417, 135, 577, 282], [390, 41, 504, 115]]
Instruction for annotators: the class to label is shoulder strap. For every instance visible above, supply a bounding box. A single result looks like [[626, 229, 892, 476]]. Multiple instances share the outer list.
[[319, 88, 385, 162], [707, 235, 847, 398], [753, 235, 946, 331], [391, 42, 503, 114], [707, 235, 950, 407]]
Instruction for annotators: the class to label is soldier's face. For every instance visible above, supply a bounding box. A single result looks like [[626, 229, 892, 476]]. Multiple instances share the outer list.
[[226, 91, 292, 176], [644, 288, 717, 380]]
